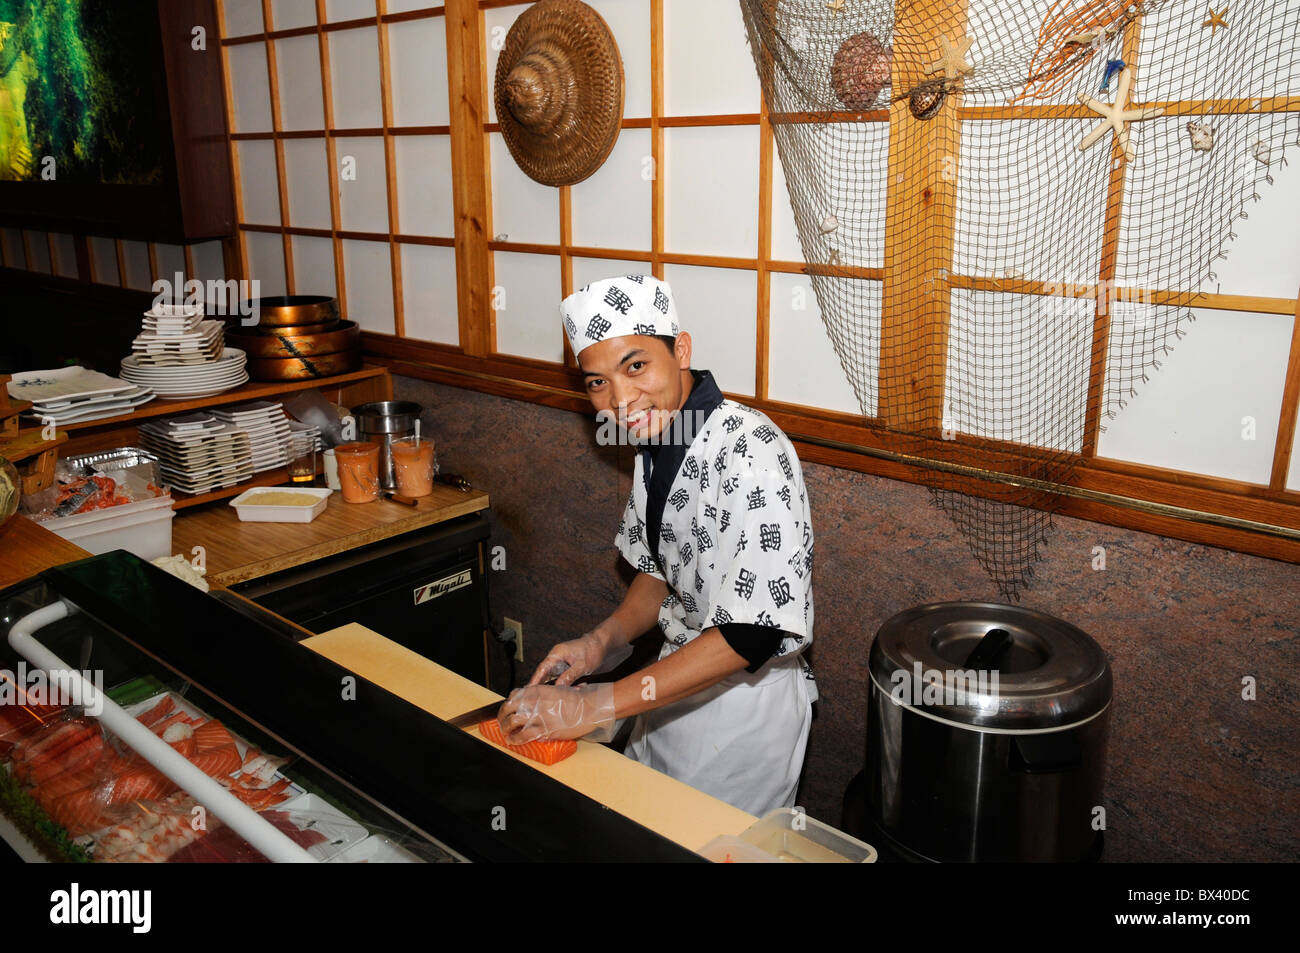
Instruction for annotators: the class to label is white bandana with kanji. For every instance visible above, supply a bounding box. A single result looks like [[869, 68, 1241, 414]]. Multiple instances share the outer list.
[[561, 275, 681, 357]]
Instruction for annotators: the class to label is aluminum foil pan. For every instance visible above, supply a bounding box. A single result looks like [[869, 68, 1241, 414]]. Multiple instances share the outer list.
[[62, 447, 162, 485]]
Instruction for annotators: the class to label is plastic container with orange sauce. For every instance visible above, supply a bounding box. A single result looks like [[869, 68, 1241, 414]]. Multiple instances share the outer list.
[[390, 437, 436, 498], [333, 442, 380, 503]]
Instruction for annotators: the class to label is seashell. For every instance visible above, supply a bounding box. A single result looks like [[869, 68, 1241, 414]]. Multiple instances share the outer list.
[[1252, 140, 1271, 166], [909, 85, 945, 120], [1186, 120, 1214, 152], [832, 32, 892, 111], [819, 214, 839, 234]]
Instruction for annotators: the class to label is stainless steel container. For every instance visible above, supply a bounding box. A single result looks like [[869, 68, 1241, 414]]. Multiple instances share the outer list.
[[865, 602, 1111, 862], [352, 401, 422, 490]]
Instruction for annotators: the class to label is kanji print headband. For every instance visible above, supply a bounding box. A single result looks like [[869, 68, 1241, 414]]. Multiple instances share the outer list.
[[560, 275, 681, 358]]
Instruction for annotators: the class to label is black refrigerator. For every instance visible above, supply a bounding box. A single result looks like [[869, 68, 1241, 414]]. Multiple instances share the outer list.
[[231, 512, 494, 687]]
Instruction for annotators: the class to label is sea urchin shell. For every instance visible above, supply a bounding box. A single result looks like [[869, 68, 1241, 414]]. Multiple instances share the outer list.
[[832, 32, 892, 111]]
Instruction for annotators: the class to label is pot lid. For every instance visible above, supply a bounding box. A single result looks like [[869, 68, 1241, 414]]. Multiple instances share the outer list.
[[868, 601, 1111, 731]]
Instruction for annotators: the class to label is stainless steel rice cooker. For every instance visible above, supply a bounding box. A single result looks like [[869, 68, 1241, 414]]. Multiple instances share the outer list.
[[865, 602, 1111, 862], [353, 401, 422, 490]]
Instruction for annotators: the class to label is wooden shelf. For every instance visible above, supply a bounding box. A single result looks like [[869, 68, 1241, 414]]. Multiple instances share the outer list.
[[56, 366, 394, 463], [23, 366, 397, 511], [58, 366, 390, 433]]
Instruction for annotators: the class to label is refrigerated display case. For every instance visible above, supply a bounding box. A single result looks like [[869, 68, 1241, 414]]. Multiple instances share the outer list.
[[0, 551, 702, 862]]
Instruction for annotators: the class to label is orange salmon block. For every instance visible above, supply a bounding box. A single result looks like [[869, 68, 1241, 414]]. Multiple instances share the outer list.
[[477, 719, 577, 766], [193, 720, 235, 753], [188, 743, 243, 778]]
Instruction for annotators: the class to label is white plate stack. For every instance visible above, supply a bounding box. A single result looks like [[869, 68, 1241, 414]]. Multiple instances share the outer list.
[[120, 347, 249, 400], [7, 367, 155, 425], [211, 401, 293, 474], [287, 419, 322, 452], [138, 413, 254, 494], [131, 304, 225, 366]]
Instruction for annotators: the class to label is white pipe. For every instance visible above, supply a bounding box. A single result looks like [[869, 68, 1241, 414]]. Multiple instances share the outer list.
[[9, 601, 316, 863]]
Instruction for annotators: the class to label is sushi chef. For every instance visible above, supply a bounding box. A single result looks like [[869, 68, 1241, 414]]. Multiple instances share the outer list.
[[497, 275, 817, 815]]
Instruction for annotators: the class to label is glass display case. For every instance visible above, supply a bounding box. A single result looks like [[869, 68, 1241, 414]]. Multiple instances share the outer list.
[[0, 551, 701, 863]]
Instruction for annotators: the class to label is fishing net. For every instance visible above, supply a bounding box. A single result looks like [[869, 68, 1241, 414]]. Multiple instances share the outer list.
[[740, 0, 1300, 598]]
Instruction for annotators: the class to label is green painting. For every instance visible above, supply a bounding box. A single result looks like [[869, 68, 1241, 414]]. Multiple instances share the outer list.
[[0, 0, 166, 184]]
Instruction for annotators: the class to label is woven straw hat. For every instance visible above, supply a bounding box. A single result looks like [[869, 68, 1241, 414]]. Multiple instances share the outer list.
[[494, 0, 624, 187]]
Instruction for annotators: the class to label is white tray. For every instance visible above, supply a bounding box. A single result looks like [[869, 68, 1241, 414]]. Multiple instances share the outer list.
[[278, 793, 369, 862], [229, 486, 331, 522]]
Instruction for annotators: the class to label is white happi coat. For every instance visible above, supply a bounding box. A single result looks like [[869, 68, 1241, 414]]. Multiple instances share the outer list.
[[615, 399, 817, 816]]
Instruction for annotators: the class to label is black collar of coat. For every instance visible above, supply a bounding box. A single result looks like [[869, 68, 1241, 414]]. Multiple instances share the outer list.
[[640, 369, 725, 566]]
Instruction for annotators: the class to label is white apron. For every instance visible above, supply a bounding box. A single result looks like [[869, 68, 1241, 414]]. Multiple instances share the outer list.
[[625, 652, 814, 816]]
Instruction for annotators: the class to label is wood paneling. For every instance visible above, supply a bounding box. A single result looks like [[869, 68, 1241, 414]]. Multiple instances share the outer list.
[[446, 0, 492, 356], [879, 1, 967, 432]]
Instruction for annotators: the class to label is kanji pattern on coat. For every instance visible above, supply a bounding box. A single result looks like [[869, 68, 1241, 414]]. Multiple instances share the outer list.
[[616, 399, 816, 676]]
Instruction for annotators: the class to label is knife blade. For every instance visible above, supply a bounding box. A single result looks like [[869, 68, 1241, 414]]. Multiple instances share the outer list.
[[445, 699, 506, 729], [443, 661, 570, 729]]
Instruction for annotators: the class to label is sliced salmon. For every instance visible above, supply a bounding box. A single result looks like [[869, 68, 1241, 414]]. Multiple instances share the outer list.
[[25, 734, 104, 787], [477, 719, 578, 766], [188, 743, 243, 778], [51, 783, 118, 835], [109, 767, 179, 805], [12, 719, 92, 766], [135, 695, 175, 728], [30, 762, 102, 804], [193, 720, 235, 753]]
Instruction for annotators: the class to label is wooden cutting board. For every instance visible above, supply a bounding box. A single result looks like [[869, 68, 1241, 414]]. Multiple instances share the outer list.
[[302, 623, 756, 852]]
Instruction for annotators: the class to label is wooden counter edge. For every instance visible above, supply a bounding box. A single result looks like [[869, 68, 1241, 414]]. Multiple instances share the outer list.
[[302, 623, 758, 856], [0, 516, 92, 591], [200, 493, 490, 587]]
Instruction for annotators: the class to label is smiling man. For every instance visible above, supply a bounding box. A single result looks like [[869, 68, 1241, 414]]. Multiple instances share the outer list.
[[496, 275, 818, 815]]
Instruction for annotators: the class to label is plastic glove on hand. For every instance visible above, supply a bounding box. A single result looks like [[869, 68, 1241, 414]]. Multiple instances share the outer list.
[[498, 683, 617, 744], [527, 631, 613, 687]]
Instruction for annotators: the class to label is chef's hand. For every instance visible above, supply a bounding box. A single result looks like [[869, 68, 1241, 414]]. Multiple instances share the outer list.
[[498, 683, 617, 744], [527, 623, 632, 687]]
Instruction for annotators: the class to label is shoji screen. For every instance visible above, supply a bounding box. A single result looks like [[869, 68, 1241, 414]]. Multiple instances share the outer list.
[[219, 0, 460, 342]]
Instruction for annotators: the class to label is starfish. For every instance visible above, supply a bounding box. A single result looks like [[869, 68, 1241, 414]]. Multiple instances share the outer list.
[[1077, 67, 1164, 163], [1202, 5, 1228, 34], [825, 0, 846, 18], [924, 34, 974, 82]]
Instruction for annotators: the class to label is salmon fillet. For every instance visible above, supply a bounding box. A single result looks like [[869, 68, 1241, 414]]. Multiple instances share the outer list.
[[51, 784, 119, 835], [193, 720, 235, 753], [477, 719, 577, 766], [135, 695, 175, 728], [110, 767, 179, 805], [25, 733, 104, 787], [12, 719, 93, 767], [188, 743, 243, 778]]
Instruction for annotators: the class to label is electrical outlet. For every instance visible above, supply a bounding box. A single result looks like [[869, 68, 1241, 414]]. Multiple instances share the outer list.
[[504, 618, 523, 662]]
